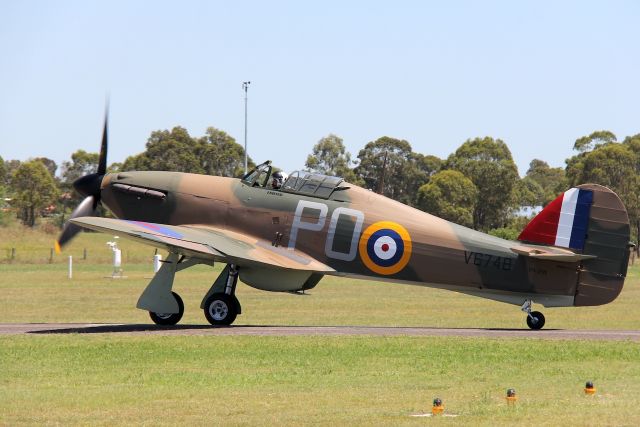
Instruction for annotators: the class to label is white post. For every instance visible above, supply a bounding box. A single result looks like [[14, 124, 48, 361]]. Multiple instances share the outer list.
[[113, 248, 122, 277], [68, 255, 73, 279], [113, 249, 122, 268], [153, 254, 162, 273]]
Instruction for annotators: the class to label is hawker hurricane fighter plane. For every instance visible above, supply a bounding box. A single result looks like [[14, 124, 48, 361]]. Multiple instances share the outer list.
[[57, 115, 633, 329]]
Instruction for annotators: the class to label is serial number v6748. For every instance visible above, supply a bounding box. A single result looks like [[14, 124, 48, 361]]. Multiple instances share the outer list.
[[464, 251, 513, 271]]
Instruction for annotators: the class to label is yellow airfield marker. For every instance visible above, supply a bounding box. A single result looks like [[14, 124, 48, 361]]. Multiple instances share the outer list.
[[584, 381, 597, 395], [432, 398, 444, 415]]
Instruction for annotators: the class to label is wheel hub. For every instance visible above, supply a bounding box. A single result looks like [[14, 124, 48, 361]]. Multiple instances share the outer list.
[[209, 300, 229, 321]]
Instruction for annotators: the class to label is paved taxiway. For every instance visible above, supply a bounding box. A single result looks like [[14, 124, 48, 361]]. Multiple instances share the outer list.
[[1, 323, 639, 340]]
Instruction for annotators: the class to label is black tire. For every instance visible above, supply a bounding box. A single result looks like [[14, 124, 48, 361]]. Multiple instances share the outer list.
[[203, 293, 238, 326], [526, 311, 545, 330], [149, 292, 184, 326]]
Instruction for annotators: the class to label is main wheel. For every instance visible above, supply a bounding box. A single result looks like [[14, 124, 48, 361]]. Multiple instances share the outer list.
[[204, 293, 239, 326], [526, 311, 545, 330], [149, 292, 184, 326]]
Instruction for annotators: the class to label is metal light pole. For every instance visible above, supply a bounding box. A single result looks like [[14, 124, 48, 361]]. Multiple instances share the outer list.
[[376, 150, 388, 195], [242, 81, 251, 174]]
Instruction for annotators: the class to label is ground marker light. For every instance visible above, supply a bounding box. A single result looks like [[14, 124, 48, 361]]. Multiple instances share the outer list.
[[585, 381, 596, 395], [506, 388, 518, 404], [432, 398, 444, 415]]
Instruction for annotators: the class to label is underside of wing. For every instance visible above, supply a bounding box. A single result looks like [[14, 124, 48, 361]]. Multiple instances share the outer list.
[[70, 217, 334, 273]]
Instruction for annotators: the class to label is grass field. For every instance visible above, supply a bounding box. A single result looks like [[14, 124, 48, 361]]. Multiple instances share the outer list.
[[1, 225, 640, 425], [2, 335, 639, 425], [1, 261, 639, 329], [0, 221, 159, 264]]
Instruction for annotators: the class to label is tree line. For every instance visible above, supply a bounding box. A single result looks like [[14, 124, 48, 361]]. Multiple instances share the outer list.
[[2, 126, 639, 247]]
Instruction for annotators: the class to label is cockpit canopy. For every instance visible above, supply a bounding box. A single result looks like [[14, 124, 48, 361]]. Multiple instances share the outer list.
[[241, 160, 348, 200], [281, 171, 344, 198]]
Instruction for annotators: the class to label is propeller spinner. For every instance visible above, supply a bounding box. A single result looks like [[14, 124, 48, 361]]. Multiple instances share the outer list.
[[55, 110, 109, 253]]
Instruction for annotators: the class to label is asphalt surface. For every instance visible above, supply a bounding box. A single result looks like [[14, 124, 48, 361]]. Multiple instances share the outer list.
[[0, 323, 639, 340]]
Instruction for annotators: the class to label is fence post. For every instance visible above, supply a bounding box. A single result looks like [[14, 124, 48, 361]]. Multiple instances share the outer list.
[[83, 248, 87, 260], [11, 248, 15, 262], [49, 248, 54, 264], [68, 256, 73, 279]]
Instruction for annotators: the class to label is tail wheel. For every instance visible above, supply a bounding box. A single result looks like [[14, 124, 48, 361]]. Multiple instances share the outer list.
[[204, 293, 239, 326], [526, 311, 545, 330], [149, 292, 184, 326]]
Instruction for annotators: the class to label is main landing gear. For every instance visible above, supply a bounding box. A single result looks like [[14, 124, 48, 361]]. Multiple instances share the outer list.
[[201, 264, 241, 326], [136, 252, 242, 327], [521, 299, 545, 330]]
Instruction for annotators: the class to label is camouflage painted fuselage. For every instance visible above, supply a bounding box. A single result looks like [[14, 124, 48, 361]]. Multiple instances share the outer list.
[[99, 171, 630, 308]]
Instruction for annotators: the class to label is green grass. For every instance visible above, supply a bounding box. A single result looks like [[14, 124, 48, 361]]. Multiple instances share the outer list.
[[2, 223, 640, 425], [1, 262, 639, 329], [0, 220, 158, 264], [1, 335, 639, 425], [1, 220, 639, 328]]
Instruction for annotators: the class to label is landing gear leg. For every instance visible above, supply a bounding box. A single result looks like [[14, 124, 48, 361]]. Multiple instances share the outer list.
[[521, 299, 545, 330], [202, 264, 241, 326], [137, 253, 210, 326], [137, 252, 184, 326]]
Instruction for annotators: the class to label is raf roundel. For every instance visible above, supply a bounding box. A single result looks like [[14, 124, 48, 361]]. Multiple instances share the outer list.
[[358, 221, 412, 275]]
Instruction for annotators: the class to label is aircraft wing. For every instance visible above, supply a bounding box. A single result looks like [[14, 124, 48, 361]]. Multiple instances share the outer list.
[[70, 217, 334, 273]]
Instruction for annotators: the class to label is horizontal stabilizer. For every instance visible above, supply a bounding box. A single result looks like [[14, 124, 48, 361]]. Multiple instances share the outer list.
[[510, 245, 597, 262]]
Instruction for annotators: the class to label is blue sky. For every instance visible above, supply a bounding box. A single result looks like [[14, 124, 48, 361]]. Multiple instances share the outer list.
[[1, 1, 639, 176]]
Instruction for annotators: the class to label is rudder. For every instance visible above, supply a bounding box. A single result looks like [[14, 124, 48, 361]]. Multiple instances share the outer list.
[[574, 184, 631, 305]]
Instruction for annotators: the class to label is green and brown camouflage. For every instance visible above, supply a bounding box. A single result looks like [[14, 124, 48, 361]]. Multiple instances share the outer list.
[[57, 115, 632, 328], [74, 161, 631, 313]]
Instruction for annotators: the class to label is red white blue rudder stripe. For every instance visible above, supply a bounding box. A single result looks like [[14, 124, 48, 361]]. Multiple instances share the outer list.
[[518, 188, 593, 251]]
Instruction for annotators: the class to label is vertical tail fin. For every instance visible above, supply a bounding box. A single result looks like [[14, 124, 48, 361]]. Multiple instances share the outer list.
[[518, 184, 631, 306], [518, 187, 593, 251]]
